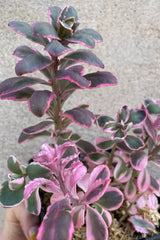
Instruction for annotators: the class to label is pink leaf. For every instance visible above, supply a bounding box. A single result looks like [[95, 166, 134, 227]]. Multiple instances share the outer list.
[[137, 168, 150, 193], [86, 206, 108, 240]]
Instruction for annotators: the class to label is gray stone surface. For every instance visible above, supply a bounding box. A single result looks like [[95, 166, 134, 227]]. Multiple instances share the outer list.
[[0, 0, 160, 231]]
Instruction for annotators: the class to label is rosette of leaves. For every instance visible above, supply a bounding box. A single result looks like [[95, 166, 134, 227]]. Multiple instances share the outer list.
[[90, 99, 160, 234], [0, 142, 124, 240], [0, 5, 117, 147]]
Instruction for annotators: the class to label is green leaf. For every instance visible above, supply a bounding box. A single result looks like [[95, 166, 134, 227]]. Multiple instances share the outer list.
[[124, 135, 144, 150], [88, 153, 105, 162], [128, 109, 146, 125], [45, 40, 71, 57], [26, 163, 51, 180], [26, 189, 39, 215], [7, 156, 24, 175], [97, 139, 114, 150], [48, 6, 61, 30], [0, 181, 24, 207], [97, 115, 114, 128], [146, 100, 160, 114]]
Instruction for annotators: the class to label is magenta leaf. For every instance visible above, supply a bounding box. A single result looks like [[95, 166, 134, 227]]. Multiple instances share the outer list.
[[23, 121, 53, 135], [86, 206, 108, 240], [37, 199, 74, 240], [8, 21, 49, 45], [0, 87, 34, 101], [63, 107, 95, 128], [32, 21, 60, 39], [0, 181, 24, 207], [0, 77, 48, 96], [71, 206, 85, 229], [124, 180, 137, 200], [137, 168, 150, 192], [96, 187, 124, 211], [128, 215, 156, 234], [7, 156, 25, 175], [149, 176, 159, 192], [124, 135, 144, 150], [60, 49, 104, 68], [130, 151, 148, 171], [28, 90, 55, 117], [15, 52, 52, 76], [55, 68, 91, 88], [45, 40, 71, 57], [48, 6, 61, 30], [18, 131, 50, 144], [84, 71, 118, 89]]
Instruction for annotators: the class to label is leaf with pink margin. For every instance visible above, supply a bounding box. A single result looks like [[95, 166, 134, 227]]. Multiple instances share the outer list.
[[145, 99, 160, 114], [32, 21, 60, 39], [149, 176, 159, 192], [130, 151, 148, 171], [152, 116, 160, 129], [0, 77, 48, 96], [137, 195, 146, 209], [147, 193, 158, 209], [36, 199, 74, 240], [124, 180, 137, 200], [96, 115, 114, 129], [60, 49, 104, 68], [48, 6, 61, 30], [63, 107, 95, 128], [82, 179, 110, 205], [26, 162, 51, 180], [7, 156, 25, 175], [0, 181, 24, 207], [66, 28, 103, 48], [9, 176, 25, 191], [55, 69, 90, 88], [28, 90, 55, 117], [18, 131, 50, 144], [88, 152, 106, 165], [66, 30, 95, 48], [128, 109, 146, 126], [76, 139, 96, 153], [13, 45, 36, 58], [84, 71, 118, 89], [137, 168, 150, 193], [95, 137, 115, 150], [124, 135, 144, 150], [8, 21, 49, 45], [117, 168, 133, 183], [89, 165, 110, 183], [23, 121, 53, 135], [64, 161, 87, 194], [59, 5, 78, 22], [45, 40, 71, 57], [15, 53, 52, 76], [0, 87, 34, 101], [141, 104, 157, 142], [128, 215, 156, 234], [96, 187, 124, 211], [71, 206, 85, 229], [101, 209, 112, 227], [113, 158, 127, 181], [86, 206, 108, 240], [116, 105, 130, 123], [24, 177, 61, 215]]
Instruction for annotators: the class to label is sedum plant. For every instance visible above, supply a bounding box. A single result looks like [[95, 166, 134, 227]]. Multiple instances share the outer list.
[[0, 5, 160, 240]]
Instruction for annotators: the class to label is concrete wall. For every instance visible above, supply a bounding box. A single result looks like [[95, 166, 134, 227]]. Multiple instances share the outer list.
[[0, 0, 160, 229]]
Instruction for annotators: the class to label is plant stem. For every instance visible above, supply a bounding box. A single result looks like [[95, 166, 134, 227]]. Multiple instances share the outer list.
[[108, 143, 117, 168]]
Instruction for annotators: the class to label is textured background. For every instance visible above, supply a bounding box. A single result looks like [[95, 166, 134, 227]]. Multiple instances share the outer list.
[[0, 0, 160, 230]]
